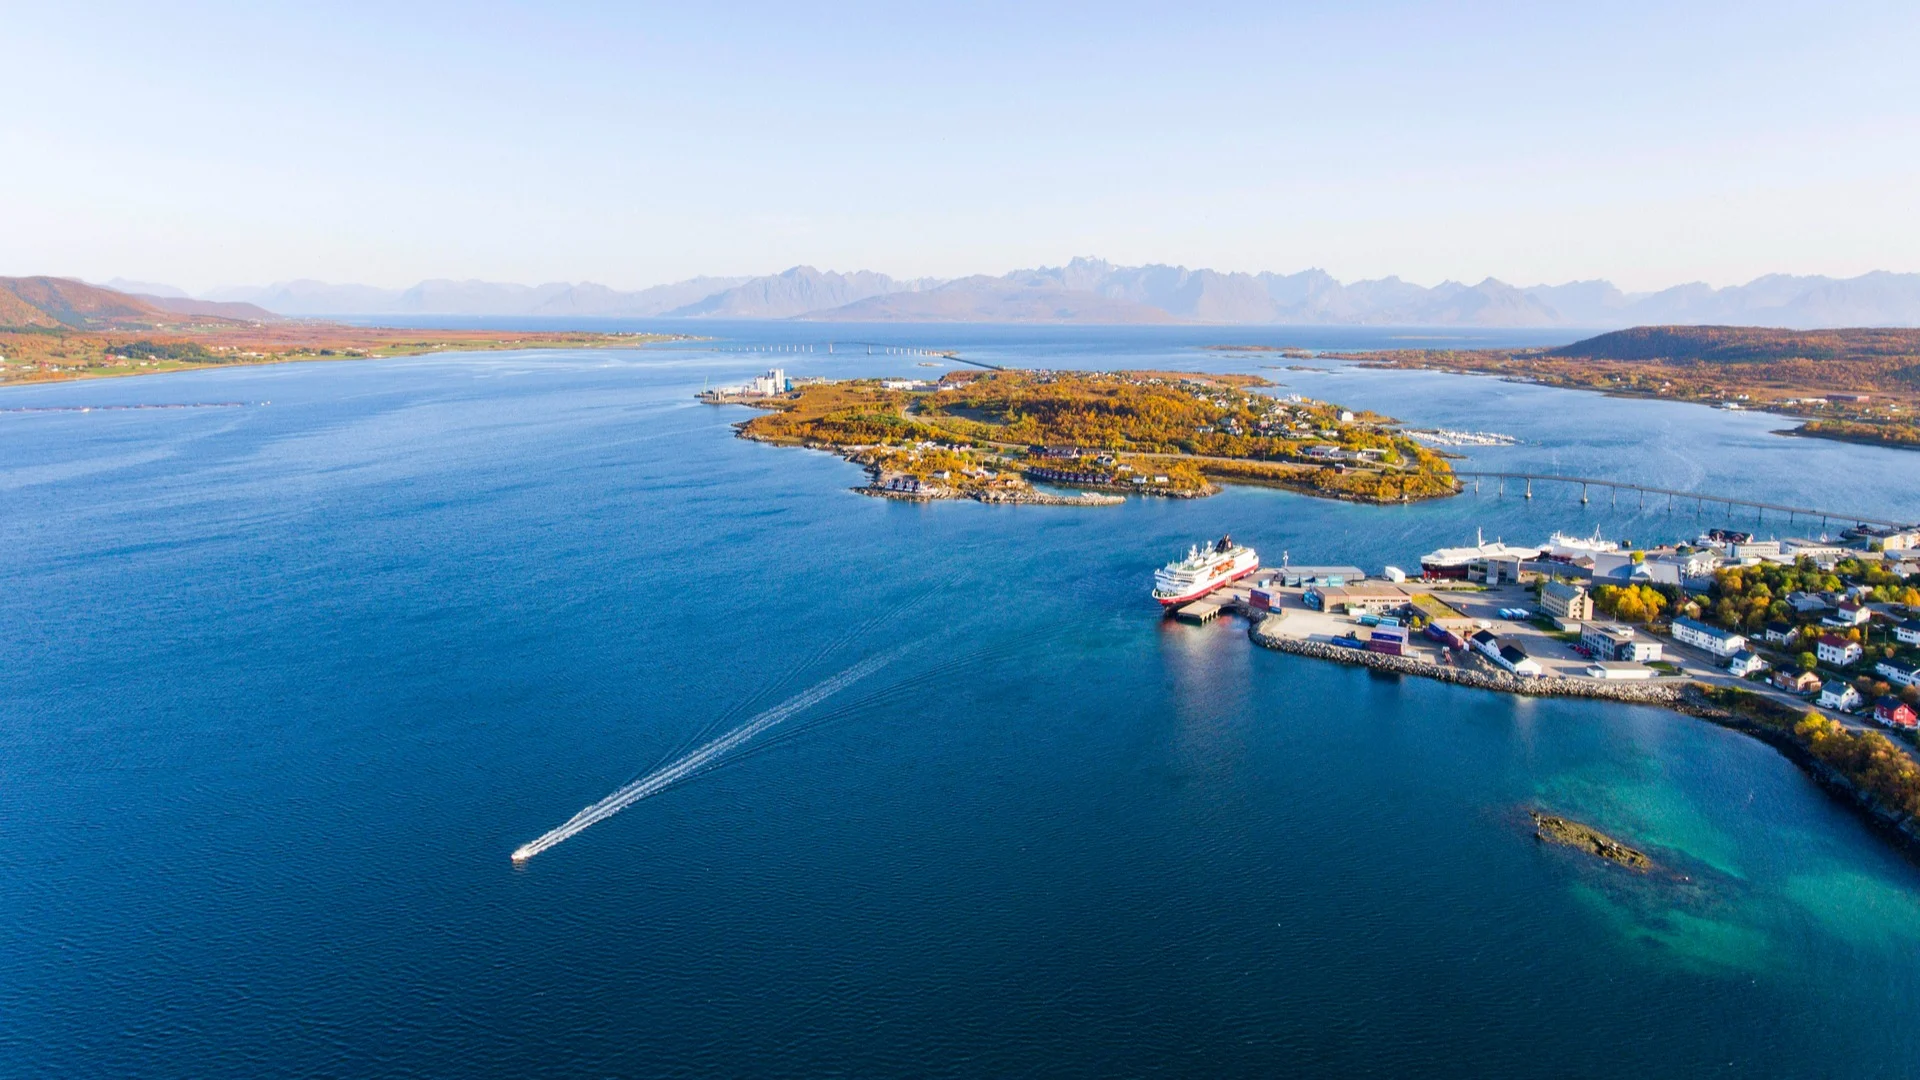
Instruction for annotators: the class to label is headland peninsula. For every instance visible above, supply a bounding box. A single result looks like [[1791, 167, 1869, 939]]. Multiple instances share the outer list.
[[1313, 325, 1920, 451], [701, 367, 1459, 506], [0, 276, 687, 387]]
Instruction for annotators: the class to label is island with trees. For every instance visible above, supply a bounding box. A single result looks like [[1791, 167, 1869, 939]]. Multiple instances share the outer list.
[[704, 368, 1459, 505]]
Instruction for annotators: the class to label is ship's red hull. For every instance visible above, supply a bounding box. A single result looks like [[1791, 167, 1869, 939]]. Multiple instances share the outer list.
[[1156, 563, 1260, 606]]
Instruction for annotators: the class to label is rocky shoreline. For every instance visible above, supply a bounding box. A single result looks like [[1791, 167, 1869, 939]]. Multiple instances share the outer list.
[[1672, 689, 1920, 858], [855, 485, 1123, 506], [1248, 615, 1920, 863], [1247, 618, 1685, 705]]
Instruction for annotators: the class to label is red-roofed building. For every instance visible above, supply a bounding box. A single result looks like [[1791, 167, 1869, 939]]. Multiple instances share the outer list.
[[1816, 634, 1863, 667], [1875, 696, 1919, 730]]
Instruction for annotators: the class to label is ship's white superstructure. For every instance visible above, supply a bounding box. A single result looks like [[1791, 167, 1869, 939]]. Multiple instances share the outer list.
[[1542, 530, 1621, 561], [1153, 536, 1259, 605], [1419, 529, 1543, 579]]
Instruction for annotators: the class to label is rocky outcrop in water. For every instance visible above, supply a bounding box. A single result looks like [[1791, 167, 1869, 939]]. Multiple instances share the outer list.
[[1530, 811, 1652, 870]]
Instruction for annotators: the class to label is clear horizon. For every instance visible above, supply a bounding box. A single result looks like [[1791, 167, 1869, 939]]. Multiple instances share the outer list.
[[6, 1, 1918, 294]]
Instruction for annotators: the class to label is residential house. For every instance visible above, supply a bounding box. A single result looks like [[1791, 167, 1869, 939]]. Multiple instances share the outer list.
[[1540, 580, 1594, 622], [1816, 633, 1863, 667], [1875, 696, 1919, 729], [1786, 592, 1830, 616], [1727, 650, 1770, 677], [1875, 658, 1920, 688], [1773, 669, 1822, 694], [1762, 621, 1797, 646], [1896, 619, 1920, 646], [1818, 680, 1863, 711], [1822, 601, 1871, 628], [1670, 616, 1749, 658]]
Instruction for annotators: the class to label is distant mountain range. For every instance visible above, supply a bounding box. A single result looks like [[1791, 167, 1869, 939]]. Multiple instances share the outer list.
[[96, 259, 1920, 328]]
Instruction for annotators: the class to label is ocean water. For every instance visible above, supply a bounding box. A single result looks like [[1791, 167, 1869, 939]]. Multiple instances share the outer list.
[[3, 326, 1918, 1077]]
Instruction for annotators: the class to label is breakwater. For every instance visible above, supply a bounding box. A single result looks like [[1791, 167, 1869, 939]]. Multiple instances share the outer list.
[[1248, 617, 1685, 705]]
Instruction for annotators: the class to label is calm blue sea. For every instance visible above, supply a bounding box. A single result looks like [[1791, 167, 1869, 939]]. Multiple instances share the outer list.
[[3, 324, 1918, 1077]]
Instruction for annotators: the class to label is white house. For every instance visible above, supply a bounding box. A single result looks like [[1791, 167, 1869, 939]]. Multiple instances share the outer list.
[[1498, 644, 1543, 677], [1875, 658, 1920, 688], [1727, 650, 1770, 677], [1816, 634, 1863, 667], [1818, 680, 1863, 711], [1822, 601, 1871, 628], [1897, 619, 1920, 646], [1670, 616, 1748, 658], [1470, 629, 1502, 663]]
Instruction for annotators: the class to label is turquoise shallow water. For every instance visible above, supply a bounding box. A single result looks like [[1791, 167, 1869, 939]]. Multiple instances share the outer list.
[[2, 327, 1918, 1077]]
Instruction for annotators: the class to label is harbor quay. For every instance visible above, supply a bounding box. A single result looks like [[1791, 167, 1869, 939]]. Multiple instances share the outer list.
[[1156, 532, 1920, 738], [1172, 570, 1684, 703]]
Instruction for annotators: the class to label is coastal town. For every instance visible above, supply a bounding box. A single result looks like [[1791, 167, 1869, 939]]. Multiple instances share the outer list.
[[1163, 525, 1920, 727], [1153, 521, 1920, 853], [699, 367, 1459, 506]]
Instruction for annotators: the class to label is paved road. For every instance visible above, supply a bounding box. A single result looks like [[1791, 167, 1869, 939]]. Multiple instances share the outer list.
[[1650, 632, 1920, 759]]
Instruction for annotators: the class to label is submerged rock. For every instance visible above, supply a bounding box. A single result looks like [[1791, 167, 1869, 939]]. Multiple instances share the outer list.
[[1530, 811, 1652, 871]]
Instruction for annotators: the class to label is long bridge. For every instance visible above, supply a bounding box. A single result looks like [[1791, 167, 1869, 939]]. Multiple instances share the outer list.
[[1453, 471, 1911, 530]]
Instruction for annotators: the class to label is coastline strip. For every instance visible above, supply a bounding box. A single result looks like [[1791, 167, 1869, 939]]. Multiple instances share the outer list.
[[1247, 616, 1685, 704]]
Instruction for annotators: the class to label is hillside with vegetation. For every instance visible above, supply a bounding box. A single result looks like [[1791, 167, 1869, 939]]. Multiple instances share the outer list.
[[0, 277, 674, 385], [1551, 325, 1920, 367], [1353, 324, 1920, 449], [0, 277, 166, 329]]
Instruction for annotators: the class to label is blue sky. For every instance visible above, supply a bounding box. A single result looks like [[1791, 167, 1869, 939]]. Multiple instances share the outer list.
[[4, 1, 1917, 292]]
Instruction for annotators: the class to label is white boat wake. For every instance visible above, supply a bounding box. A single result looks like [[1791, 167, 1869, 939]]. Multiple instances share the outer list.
[[511, 651, 898, 863]]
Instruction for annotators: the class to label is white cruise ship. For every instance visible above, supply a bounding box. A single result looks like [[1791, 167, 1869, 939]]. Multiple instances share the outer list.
[[1419, 529, 1544, 579], [1153, 536, 1259, 606], [1542, 530, 1621, 561]]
